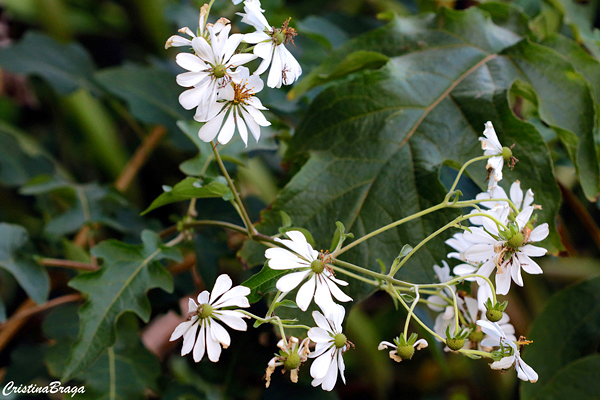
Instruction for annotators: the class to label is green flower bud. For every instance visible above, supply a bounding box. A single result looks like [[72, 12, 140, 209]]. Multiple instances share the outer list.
[[468, 330, 484, 343], [283, 352, 301, 370], [396, 345, 415, 360], [310, 259, 324, 274], [486, 309, 503, 322], [446, 338, 465, 351], [275, 31, 286, 45], [507, 232, 524, 250]]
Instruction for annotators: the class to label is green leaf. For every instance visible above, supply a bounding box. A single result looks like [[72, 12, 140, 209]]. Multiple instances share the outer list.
[[241, 262, 289, 303], [0, 31, 98, 95], [61, 230, 182, 381], [44, 305, 162, 400], [0, 122, 56, 187], [0, 223, 49, 304], [527, 355, 600, 400], [521, 276, 600, 400], [142, 176, 232, 215], [289, 50, 390, 99], [95, 66, 192, 133], [78, 314, 162, 400], [21, 177, 143, 236], [242, 8, 563, 306]]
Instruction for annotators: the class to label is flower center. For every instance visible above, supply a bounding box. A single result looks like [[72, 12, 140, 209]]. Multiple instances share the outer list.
[[468, 330, 484, 343], [396, 345, 414, 360], [213, 64, 227, 79], [310, 259, 324, 274], [198, 303, 213, 319], [501, 146, 513, 162], [271, 19, 297, 46], [283, 352, 301, 370], [232, 80, 254, 105], [333, 333, 347, 349], [507, 232, 524, 250]]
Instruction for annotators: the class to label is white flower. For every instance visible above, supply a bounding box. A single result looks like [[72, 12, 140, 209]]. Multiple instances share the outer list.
[[196, 66, 270, 146], [470, 180, 534, 226], [307, 305, 350, 391], [480, 121, 505, 189], [378, 335, 428, 362], [462, 205, 548, 295], [175, 22, 257, 120], [264, 230, 352, 313], [264, 336, 310, 388], [170, 274, 250, 362], [238, 1, 302, 88], [477, 320, 538, 382], [426, 261, 459, 340], [445, 232, 472, 262]]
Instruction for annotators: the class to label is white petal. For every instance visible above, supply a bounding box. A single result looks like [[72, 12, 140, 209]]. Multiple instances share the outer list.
[[235, 109, 248, 146], [170, 319, 193, 341], [205, 325, 222, 362], [495, 265, 512, 295], [217, 110, 236, 145], [210, 274, 233, 304], [210, 321, 231, 348], [180, 320, 198, 355], [325, 278, 353, 303], [176, 71, 209, 88], [517, 254, 544, 275], [313, 279, 337, 315], [523, 189, 535, 208], [276, 270, 310, 292], [245, 105, 271, 127], [229, 52, 258, 67], [491, 355, 515, 370], [465, 243, 496, 263], [284, 230, 315, 260], [179, 86, 204, 110], [244, 31, 271, 44], [198, 110, 226, 142], [241, 107, 261, 142], [296, 277, 316, 311], [320, 353, 339, 391], [516, 357, 538, 382], [197, 291, 210, 304], [338, 350, 346, 384], [215, 310, 248, 331], [426, 295, 447, 312], [312, 311, 332, 332], [192, 323, 206, 362], [176, 53, 208, 72], [308, 327, 332, 343], [310, 351, 333, 379], [528, 223, 549, 243], [192, 37, 215, 64], [267, 46, 283, 88], [212, 285, 251, 308], [222, 33, 244, 62], [516, 206, 534, 230]]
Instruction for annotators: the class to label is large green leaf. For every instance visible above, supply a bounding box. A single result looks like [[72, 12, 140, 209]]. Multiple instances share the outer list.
[[61, 230, 182, 381], [95, 66, 191, 133], [45, 305, 161, 399], [20, 176, 143, 236], [0, 31, 98, 95], [0, 223, 49, 304], [521, 276, 600, 400], [241, 8, 563, 303], [142, 176, 232, 215]]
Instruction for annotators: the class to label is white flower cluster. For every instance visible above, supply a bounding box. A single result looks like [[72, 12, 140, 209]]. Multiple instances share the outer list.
[[426, 121, 543, 381], [166, 0, 302, 146]]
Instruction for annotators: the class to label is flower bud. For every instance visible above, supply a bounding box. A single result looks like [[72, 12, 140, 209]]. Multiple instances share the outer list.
[[396, 345, 415, 360], [446, 337, 465, 351], [486, 309, 503, 322]]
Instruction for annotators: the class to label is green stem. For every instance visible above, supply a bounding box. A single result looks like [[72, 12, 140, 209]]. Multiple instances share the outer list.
[[458, 349, 494, 359], [331, 259, 411, 287], [332, 202, 446, 257], [403, 287, 420, 337], [442, 284, 460, 335], [417, 274, 497, 305], [329, 264, 379, 286], [390, 287, 445, 342], [448, 155, 492, 194], [454, 197, 519, 213], [211, 142, 257, 236]]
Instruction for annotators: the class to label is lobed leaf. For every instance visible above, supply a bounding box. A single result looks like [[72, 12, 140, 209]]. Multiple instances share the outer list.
[[61, 230, 181, 381], [0, 223, 49, 304], [142, 176, 232, 215]]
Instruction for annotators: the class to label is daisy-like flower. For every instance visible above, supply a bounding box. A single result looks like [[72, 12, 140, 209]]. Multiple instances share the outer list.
[[196, 66, 270, 146], [174, 21, 257, 120], [264, 336, 310, 388], [477, 320, 538, 382], [470, 180, 534, 226], [308, 305, 352, 391], [170, 274, 250, 362], [378, 333, 428, 362], [462, 205, 548, 295], [480, 121, 514, 190], [264, 230, 352, 313], [238, 0, 302, 88]]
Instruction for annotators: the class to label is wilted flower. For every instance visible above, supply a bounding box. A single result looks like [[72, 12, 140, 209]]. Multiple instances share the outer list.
[[378, 333, 428, 362], [265, 336, 310, 388], [170, 274, 250, 362]]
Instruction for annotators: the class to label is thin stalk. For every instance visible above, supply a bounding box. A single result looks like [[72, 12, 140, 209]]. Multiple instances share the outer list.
[[403, 287, 420, 337], [329, 265, 379, 286], [331, 259, 412, 287], [332, 202, 447, 257], [390, 287, 445, 342], [448, 155, 491, 194], [212, 141, 257, 236], [454, 197, 519, 213], [442, 284, 460, 335], [418, 274, 497, 305]]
